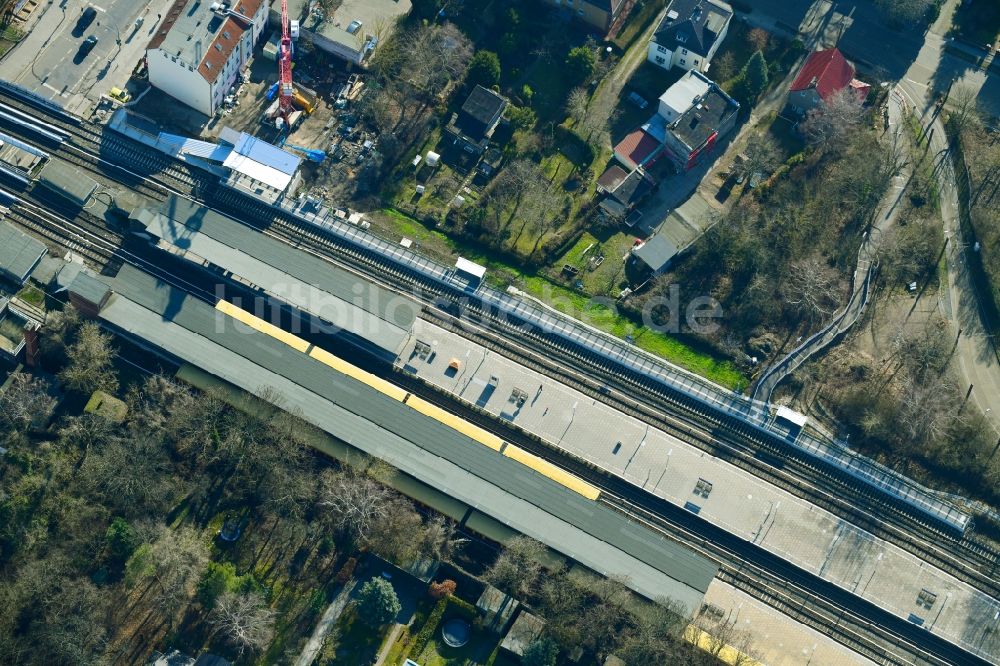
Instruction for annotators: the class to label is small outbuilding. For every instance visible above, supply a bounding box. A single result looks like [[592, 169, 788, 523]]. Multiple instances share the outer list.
[[630, 234, 679, 275], [499, 610, 545, 656], [68, 271, 112, 318], [476, 584, 519, 634]]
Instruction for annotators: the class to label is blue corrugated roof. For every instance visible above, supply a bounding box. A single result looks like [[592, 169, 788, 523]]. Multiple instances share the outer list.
[[232, 132, 299, 175]]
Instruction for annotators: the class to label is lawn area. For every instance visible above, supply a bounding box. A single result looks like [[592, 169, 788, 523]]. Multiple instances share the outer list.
[[373, 208, 745, 388], [16, 284, 45, 307], [950, 0, 1000, 47], [519, 275, 746, 388], [613, 0, 665, 50], [552, 231, 634, 295], [414, 632, 496, 666]]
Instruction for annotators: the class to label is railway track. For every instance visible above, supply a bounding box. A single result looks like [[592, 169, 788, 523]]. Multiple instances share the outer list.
[[2, 84, 998, 657], [205, 182, 1000, 598], [411, 305, 1000, 597]]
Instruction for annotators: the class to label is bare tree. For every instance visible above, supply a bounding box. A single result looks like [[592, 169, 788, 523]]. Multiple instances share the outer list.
[[130, 526, 209, 625], [875, 0, 933, 24], [0, 372, 56, 432], [897, 378, 957, 450], [318, 470, 392, 541], [485, 536, 546, 597], [890, 316, 951, 380], [801, 87, 866, 149], [732, 134, 779, 186], [419, 515, 467, 561], [211, 591, 276, 657], [57, 321, 118, 395], [81, 429, 175, 516], [784, 256, 842, 322], [746, 27, 770, 52], [565, 87, 589, 127], [947, 85, 981, 136]]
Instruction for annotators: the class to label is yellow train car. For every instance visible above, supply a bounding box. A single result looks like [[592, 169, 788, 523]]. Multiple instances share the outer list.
[[404, 394, 504, 452], [503, 445, 601, 500], [215, 300, 310, 352]]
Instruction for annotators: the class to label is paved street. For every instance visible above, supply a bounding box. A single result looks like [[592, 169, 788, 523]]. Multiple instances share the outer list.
[[0, 0, 175, 114], [747, 0, 999, 118]]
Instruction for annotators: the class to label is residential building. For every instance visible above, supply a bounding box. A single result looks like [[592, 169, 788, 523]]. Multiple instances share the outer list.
[[596, 165, 653, 220], [613, 69, 739, 172], [660, 77, 739, 171], [269, 0, 412, 65], [446, 85, 508, 156], [787, 47, 871, 115], [647, 0, 732, 73], [537, 0, 637, 38], [146, 0, 267, 117]]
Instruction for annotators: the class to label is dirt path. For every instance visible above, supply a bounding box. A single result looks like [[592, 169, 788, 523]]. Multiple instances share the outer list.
[[294, 578, 358, 666], [373, 622, 406, 666]]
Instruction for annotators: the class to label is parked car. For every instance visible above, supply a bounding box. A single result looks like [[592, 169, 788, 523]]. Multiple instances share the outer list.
[[108, 87, 130, 103], [627, 91, 649, 109], [73, 7, 97, 38]]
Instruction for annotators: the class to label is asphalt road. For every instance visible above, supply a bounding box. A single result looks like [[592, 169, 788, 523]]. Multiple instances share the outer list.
[[0, 0, 170, 113]]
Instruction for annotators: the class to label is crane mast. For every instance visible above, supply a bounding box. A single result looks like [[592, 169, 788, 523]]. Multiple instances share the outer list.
[[278, 0, 294, 123]]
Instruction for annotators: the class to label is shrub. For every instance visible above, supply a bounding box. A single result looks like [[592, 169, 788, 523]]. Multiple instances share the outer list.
[[410, 598, 448, 656], [429, 579, 457, 599], [566, 46, 595, 83], [356, 578, 401, 627]]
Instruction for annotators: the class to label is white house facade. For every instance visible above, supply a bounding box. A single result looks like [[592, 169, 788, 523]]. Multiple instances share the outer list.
[[647, 0, 732, 73], [147, 0, 267, 116]]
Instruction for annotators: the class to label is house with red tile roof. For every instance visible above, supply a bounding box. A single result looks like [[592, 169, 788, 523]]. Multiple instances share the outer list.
[[146, 0, 268, 116], [787, 47, 870, 115]]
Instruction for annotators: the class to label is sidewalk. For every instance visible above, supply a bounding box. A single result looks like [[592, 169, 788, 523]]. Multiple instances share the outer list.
[[294, 578, 358, 666]]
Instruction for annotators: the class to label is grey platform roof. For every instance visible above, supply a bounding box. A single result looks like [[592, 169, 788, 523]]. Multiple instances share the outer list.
[[69, 271, 111, 306], [0, 220, 46, 284], [98, 264, 717, 613], [132, 196, 418, 355], [36, 160, 97, 207]]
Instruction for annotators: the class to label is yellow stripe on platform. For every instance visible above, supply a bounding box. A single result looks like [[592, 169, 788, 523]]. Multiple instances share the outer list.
[[684, 625, 763, 666], [215, 300, 310, 352], [308, 346, 408, 402], [405, 395, 504, 451], [503, 445, 601, 500]]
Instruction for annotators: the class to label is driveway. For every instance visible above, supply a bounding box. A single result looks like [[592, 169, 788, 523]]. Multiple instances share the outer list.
[[0, 0, 176, 114]]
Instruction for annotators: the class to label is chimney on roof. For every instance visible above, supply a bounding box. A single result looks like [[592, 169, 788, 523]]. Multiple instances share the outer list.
[[809, 76, 818, 88]]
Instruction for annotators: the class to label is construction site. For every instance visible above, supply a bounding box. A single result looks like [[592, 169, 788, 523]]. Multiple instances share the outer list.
[[110, 0, 392, 211]]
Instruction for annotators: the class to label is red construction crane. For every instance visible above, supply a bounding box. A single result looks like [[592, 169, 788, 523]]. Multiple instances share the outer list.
[[277, 0, 294, 125]]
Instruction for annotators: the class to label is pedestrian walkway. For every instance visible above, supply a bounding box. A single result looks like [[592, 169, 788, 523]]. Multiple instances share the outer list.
[[294, 578, 358, 666], [753, 86, 910, 401]]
